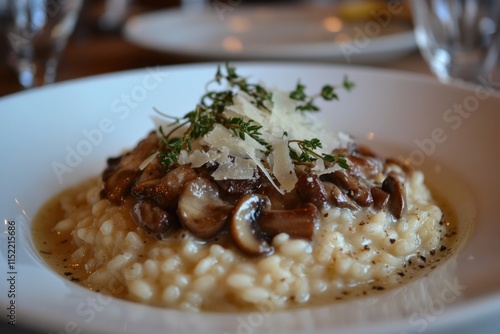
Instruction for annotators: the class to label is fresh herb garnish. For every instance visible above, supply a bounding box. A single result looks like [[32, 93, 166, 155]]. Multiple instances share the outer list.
[[157, 63, 352, 171], [210, 63, 272, 111], [289, 75, 354, 112], [287, 137, 349, 168]]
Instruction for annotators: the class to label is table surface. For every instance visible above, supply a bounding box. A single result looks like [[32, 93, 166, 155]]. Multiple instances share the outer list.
[[0, 1, 436, 98]]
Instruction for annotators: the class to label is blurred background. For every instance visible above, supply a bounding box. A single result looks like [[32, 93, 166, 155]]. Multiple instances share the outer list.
[[0, 0, 439, 96]]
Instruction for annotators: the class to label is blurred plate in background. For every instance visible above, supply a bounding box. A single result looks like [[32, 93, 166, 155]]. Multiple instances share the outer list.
[[123, 4, 416, 63]]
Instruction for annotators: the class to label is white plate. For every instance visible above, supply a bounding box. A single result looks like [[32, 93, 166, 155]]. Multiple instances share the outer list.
[[1, 63, 500, 334], [123, 5, 416, 63]]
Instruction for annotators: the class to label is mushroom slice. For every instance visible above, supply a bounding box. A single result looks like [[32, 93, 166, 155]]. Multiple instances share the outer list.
[[324, 182, 360, 211], [177, 178, 232, 240], [326, 170, 373, 207], [382, 172, 406, 219], [348, 155, 383, 178], [133, 164, 198, 209], [231, 194, 273, 257], [258, 203, 319, 240], [102, 156, 122, 182], [384, 157, 413, 175], [101, 169, 141, 204], [296, 172, 330, 211], [370, 187, 390, 211], [132, 200, 179, 238], [216, 177, 263, 201], [260, 183, 302, 210], [136, 155, 166, 184]]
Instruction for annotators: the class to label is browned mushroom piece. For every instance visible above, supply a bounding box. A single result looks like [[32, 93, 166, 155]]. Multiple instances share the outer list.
[[115, 131, 160, 170], [348, 155, 383, 178], [325, 170, 373, 207], [382, 172, 406, 219], [101, 131, 162, 203], [177, 178, 233, 240], [133, 164, 198, 209], [258, 203, 319, 240], [216, 177, 263, 202], [324, 182, 361, 211], [102, 156, 122, 182], [231, 194, 274, 256], [384, 157, 413, 175], [132, 200, 180, 238], [296, 172, 330, 211], [136, 155, 167, 184], [260, 183, 302, 210], [353, 144, 379, 157], [101, 169, 141, 204], [370, 187, 390, 211], [103, 132, 160, 178]]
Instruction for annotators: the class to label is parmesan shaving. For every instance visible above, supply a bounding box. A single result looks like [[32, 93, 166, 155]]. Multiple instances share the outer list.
[[229, 93, 267, 125], [156, 81, 353, 194], [202, 124, 252, 156], [211, 157, 256, 180], [139, 151, 158, 170], [178, 149, 218, 168], [270, 138, 297, 192]]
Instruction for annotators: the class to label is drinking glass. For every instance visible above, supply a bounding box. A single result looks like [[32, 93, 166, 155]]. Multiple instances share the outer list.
[[411, 0, 500, 85], [6, 0, 83, 89]]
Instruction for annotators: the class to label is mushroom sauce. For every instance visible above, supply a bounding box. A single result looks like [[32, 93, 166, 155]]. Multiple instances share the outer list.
[[33, 66, 459, 311]]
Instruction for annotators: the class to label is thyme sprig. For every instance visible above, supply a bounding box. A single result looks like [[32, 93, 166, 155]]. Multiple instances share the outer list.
[[157, 63, 353, 171], [208, 64, 272, 111], [289, 76, 355, 112], [286, 136, 349, 169], [158, 104, 271, 169]]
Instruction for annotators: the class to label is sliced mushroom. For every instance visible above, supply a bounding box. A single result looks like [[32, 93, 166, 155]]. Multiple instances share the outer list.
[[353, 144, 378, 158], [216, 177, 263, 201], [324, 182, 361, 211], [370, 187, 390, 211], [132, 200, 179, 238], [325, 170, 373, 207], [260, 183, 302, 210], [296, 172, 330, 211], [177, 178, 232, 239], [384, 157, 413, 175], [133, 164, 198, 209], [231, 194, 273, 257], [102, 156, 122, 182], [101, 131, 161, 203], [258, 203, 319, 240], [113, 131, 160, 171], [136, 155, 167, 184], [382, 172, 406, 219], [348, 155, 383, 178], [101, 169, 141, 204]]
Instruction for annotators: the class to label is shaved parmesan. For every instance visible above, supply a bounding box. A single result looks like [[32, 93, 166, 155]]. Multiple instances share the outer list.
[[211, 157, 256, 180], [178, 149, 218, 168], [158, 81, 353, 193], [270, 138, 297, 192], [139, 151, 158, 170], [229, 93, 267, 125]]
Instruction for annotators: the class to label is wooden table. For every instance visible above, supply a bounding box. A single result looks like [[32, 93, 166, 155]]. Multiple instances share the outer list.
[[0, 2, 434, 98]]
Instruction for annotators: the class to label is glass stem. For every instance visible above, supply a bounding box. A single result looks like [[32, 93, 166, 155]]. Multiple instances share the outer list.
[[16, 56, 59, 89]]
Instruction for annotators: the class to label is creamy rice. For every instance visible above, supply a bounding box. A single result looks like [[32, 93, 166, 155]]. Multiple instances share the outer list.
[[34, 165, 456, 312]]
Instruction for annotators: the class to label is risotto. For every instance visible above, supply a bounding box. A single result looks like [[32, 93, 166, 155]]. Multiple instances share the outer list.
[[33, 65, 457, 312]]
